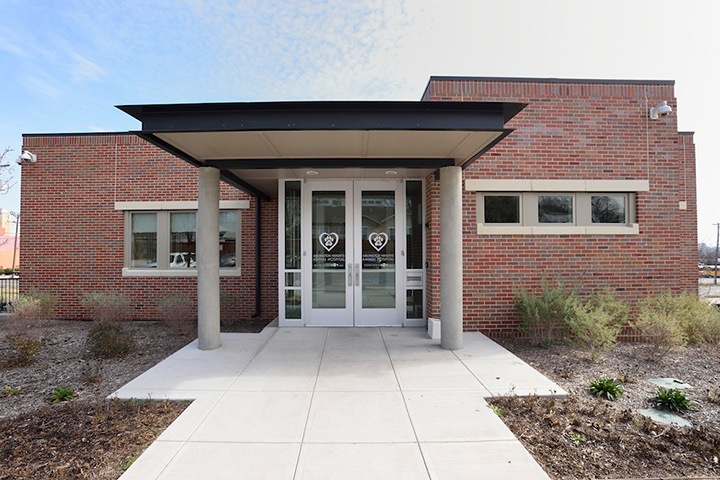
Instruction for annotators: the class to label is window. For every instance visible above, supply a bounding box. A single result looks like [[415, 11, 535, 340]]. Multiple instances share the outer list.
[[591, 195, 626, 224], [130, 213, 157, 267], [125, 209, 240, 275], [538, 195, 573, 224], [476, 191, 636, 234], [483, 194, 520, 224]]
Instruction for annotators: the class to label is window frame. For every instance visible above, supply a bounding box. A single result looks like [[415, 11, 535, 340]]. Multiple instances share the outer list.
[[123, 208, 242, 277], [480, 193, 522, 225], [588, 193, 629, 225], [476, 191, 637, 235], [531, 192, 576, 226]]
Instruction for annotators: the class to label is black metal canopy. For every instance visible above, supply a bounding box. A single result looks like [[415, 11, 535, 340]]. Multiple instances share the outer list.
[[118, 100, 526, 198]]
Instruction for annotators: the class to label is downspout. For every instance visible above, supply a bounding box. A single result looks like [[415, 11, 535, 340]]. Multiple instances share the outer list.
[[250, 196, 262, 318]]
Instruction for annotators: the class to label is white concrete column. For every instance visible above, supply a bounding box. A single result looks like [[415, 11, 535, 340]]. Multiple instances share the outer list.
[[197, 167, 221, 350], [440, 166, 463, 350]]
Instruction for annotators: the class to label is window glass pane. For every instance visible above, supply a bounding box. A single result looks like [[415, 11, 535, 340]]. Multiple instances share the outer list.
[[285, 181, 302, 270], [538, 195, 573, 223], [312, 191, 346, 308], [484, 195, 520, 223], [285, 290, 301, 319], [406, 181, 423, 270], [407, 289, 423, 319], [219, 211, 237, 267], [170, 212, 196, 268], [131, 213, 157, 268], [592, 195, 626, 224], [361, 191, 395, 309]]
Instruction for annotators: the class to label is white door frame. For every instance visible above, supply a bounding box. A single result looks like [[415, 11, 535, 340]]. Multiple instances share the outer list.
[[278, 178, 424, 328]]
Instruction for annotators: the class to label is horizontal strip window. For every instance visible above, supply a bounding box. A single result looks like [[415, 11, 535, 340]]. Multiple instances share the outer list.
[[123, 209, 241, 276], [477, 192, 638, 235]]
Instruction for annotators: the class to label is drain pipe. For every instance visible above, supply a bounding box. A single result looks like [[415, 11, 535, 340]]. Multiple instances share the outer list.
[[250, 196, 262, 318]]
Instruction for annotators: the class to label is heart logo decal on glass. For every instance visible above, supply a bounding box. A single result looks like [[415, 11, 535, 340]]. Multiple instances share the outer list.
[[368, 232, 388, 252], [319, 232, 339, 252]]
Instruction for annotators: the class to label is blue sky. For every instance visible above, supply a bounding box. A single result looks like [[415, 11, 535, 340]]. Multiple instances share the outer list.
[[1, 0, 719, 242]]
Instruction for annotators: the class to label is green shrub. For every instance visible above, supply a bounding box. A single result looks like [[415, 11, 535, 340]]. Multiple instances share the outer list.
[[589, 377, 624, 400], [634, 292, 689, 358], [49, 385, 77, 403], [589, 289, 630, 326], [157, 294, 195, 335], [87, 322, 134, 358], [649, 386, 692, 412], [565, 297, 623, 360], [514, 278, 576, 347], [81, 292, 130, 323], [676, 293, 720, 345]]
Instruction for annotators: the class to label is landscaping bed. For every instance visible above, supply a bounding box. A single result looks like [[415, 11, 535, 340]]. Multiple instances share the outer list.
[[0, 317, 270, 479], [492, 339, 720, 479]]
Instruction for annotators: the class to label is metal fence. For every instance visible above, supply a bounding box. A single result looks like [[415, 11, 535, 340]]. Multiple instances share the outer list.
[[0, 274, 19, 312]]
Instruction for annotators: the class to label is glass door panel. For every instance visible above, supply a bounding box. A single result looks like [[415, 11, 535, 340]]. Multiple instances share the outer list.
[[354, 181, 403, 327], [312, 191, 346, 309], [304, 181, 354, 327], [360, 191, 396, 308]]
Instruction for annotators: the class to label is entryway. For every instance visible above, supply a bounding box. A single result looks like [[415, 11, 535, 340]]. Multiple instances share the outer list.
[[280, 179, 425, 328], [305, 179, 402, 326]]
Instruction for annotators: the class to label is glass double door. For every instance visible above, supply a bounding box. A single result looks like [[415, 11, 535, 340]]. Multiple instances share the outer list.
[[303, 180, 403, 326]]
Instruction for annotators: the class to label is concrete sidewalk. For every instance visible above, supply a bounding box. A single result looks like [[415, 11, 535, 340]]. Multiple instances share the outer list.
[[112, 327, 566, 479]]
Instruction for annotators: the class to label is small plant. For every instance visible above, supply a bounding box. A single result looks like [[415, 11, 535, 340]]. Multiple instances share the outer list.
[[2, 385, 22, 397], [616, 371, 636, 384], [49, 385, 77, 403], [649, 386, 692, 412], [589, 377, 624, 400], [87, 322, 134, 358], [565, 432, 587, 445], [706, 389, 720, 405], [4, 336, 43, 366], [122, 457, 137, 471], [514, 277, 576, 347], [488, 404, 507, 416]]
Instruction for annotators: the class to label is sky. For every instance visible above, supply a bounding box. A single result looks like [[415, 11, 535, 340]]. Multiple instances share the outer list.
[[0, 0, 718, 243]]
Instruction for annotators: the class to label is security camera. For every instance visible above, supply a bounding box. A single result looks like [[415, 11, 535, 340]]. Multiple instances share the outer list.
[[649, 101, 672, 120], [17, 151, 37, 164]]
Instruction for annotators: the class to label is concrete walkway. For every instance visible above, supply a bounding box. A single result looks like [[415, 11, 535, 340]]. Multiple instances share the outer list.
[[112, 327, 566, 479]]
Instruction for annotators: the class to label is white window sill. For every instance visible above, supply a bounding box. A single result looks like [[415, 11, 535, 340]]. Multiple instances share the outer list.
[[122, 267, 242, 277], [476, 224, 640, 235]]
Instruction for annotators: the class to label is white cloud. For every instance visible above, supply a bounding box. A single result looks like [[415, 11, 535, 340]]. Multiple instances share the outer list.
[[71, 53, 106, 83]]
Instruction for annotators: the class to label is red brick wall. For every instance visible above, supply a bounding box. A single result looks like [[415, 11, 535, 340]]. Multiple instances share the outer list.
[[19, 133, 278, 322], [423, 78, 697, 337]]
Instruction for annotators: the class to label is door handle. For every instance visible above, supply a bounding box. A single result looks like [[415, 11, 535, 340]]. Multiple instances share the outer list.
[[348, 263, 353, 286], [355, 263, 360, 286]]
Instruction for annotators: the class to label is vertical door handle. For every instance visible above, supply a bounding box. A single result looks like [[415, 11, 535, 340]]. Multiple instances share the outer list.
[[355, 263, 360, 286], [348, 263, 353, 286]]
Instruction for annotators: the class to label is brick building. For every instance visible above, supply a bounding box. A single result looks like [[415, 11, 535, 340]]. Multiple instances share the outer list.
[[19, 76, 696, 349]]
